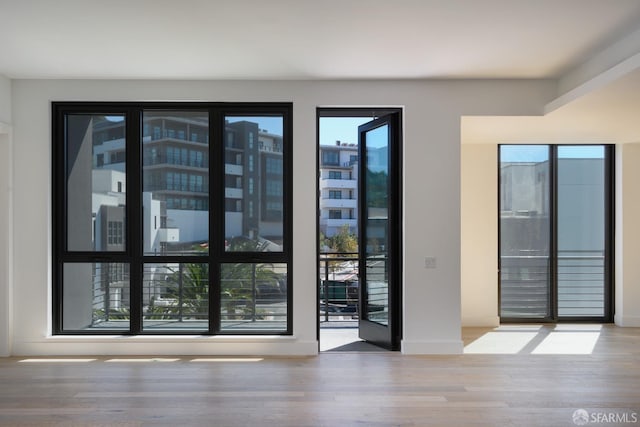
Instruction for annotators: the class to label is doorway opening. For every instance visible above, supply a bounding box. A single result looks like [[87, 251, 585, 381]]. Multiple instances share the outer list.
[[317, 108, 402, 352]]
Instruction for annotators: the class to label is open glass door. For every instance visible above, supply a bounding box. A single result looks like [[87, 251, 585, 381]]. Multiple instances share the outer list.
[[358, 113, 401, 350]]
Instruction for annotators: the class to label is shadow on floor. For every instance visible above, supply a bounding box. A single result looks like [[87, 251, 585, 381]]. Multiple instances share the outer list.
[[324, 340, 387, 352], [320, 325, 388, 352]]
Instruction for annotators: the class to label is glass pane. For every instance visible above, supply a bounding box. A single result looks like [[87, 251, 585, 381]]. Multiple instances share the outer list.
[[557, 146, 606, 317], [365, 125, 389, 325], [499, 145, 551, 318], [63, 263, 130, 331], [224, 116, 284, 252], [220, 263, 287, 332], [142, 111, 209, 256], [142, 263, 209, 331], [318, 117, 365, 254], [66, 114, 126, 251]]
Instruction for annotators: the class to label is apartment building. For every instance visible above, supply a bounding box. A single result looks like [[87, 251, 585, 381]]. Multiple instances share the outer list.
[[318, 141, 358, 237]]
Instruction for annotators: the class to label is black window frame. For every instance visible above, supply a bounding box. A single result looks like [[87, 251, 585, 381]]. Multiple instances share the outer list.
[[498, 144, 615, 323], [52, 102, 293, 335]]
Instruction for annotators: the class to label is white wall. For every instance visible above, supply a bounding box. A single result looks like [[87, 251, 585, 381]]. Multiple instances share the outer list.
[[0, 75, 11, 124], [0, 74, 12, 356], [616, 143, 640, 326], [0, 128, 13, 357], [461, 144, 499, 327], [9, 78, 555, 356]]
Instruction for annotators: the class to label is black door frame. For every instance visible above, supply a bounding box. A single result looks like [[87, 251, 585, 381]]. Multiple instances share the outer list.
[[316, 108, 403, 350], [498, 144, 615, 323], [357, 113, 402, 350]]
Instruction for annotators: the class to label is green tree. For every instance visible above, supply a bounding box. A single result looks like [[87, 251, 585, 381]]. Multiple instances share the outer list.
[[221, 262, 283, 320], [145, 237, 285, 322], [146, 263, 209, 320], [326, 224, 358, 253]]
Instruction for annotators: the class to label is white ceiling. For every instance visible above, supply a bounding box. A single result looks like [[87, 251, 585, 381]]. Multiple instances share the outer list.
[[3, 0, 640, 143], [1, 0, 640, 80]]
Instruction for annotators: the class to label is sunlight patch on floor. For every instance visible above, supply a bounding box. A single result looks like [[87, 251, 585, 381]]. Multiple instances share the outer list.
[[18, 358, 97, 363], [320, 327, 361, 351], [531, 332, 600, 354], [464, 325, 603, 355], [464, 332, 538, 354]]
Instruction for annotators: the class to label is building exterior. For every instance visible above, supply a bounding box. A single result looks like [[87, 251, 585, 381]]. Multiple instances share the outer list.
[[91, 115, 285, 252], [319, 141, 358, 238], [81, 115, 286, 328]]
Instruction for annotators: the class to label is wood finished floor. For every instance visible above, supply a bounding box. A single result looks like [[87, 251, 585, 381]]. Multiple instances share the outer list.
[[1, 325, 639, 427]]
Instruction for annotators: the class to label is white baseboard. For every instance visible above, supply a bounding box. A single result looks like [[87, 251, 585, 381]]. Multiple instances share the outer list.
[[401, 339, 464, 354], [461, 316, 500, 327], [11, 337, 319, 357], [615, 314, 640, 327]]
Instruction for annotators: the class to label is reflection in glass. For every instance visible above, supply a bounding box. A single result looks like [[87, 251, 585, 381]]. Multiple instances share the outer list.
[[142, 263, 209, 331], [63, 263, 130, 330], [364, 125, 389, 325], [66, 114, 126, 252], [220, 263, 287, 331], [500, 145, 551, 318], [142, 111, 209, 256], [224, 116, 284, 252], [557, 146, 605, 317]]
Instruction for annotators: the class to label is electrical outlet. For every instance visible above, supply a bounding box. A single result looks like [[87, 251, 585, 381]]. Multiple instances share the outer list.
[[424, 256, 437, 268]]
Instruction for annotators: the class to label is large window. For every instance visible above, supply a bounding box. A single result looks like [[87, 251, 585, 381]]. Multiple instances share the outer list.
[[53, 102, 292, 335], [499, 145, 614, 322]]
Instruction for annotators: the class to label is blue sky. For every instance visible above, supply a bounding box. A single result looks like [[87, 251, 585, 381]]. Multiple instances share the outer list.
[[319, 117, 371, 146], [501, 145, 605, 162], [226, 116, 283, 136]]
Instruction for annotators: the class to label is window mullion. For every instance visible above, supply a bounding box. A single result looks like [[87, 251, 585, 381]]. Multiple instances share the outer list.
[[210, 109, 223, 333], [549, 145, 557, 321], [128, 107, 143, 334]]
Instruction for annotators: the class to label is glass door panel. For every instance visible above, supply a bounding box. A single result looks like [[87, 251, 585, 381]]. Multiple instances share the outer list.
[[557, 146, 606, 318], [364, 124, 389, 326], [358, 113, 401, 350], [499, 145, 552, 319]]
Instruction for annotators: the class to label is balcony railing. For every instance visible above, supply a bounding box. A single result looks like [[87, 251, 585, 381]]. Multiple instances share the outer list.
[[319, 178, 357, 190], [318, 252, 359, 323], [320, 198, 357, 209], [90, 264, 287, 330], [500, 250, 605, 318]]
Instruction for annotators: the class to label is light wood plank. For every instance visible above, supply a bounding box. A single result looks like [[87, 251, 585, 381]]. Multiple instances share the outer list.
[[0, 325, 638, 426]]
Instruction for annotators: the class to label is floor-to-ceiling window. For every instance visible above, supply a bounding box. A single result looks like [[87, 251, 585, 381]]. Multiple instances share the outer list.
[[53, 102, 292, 335], [499, 145, 613, 322]]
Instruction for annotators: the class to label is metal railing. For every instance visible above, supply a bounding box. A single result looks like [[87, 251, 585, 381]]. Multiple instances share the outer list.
[[318, 252, 359, 323], [90, 264, 288, 327], [500, 250, 605, 318]]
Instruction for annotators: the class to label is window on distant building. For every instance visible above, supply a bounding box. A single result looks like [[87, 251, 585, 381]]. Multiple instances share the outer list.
[[328, 170, 341, 179], [53, 102, 292, 336], [329, 210, 342, 219], [322, 150, 339, 166]]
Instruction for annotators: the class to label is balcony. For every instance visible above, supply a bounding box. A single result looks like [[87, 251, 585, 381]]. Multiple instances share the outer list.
[[318, 252, 359, 323], [320, 178, 357, 190], [320, 198, 357, 210], [500, 251, 605, 318], [225, 164, 243, 176], [225, 188, 243, 199], [320, 218, 357, 229], [91, 264, 287, 330]]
